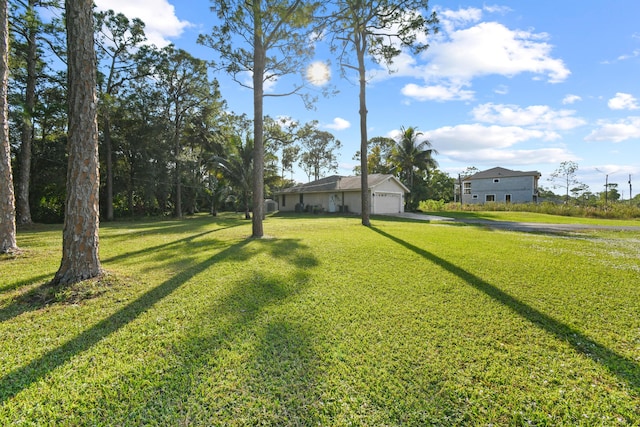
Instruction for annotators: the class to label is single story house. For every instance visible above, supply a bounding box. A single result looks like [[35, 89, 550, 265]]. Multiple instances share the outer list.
[[456, 167, 541, 204], [275, 174, 409, 214]]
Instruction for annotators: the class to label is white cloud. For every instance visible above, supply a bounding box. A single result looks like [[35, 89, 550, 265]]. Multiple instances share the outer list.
[[494, 85, 509, 95], [94, 0, 191, 47], [585, 117, 640, 142], [608, 92, 639, 110], [425, 123, 557, 152], [444, 147, 573, 165], [617, 49, 640, 61], [483, 5, 513, 15], [401, 83, 474, 102], [562, 94, 582, 105], [370, 7, 569, 103], [324, 117, 351, 131], [422, 22, 570, 84], [437, 7, 483, 33], [471, 103, 586, 130]]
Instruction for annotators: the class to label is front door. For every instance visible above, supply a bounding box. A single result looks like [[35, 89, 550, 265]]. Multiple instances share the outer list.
[[329, 194, 338, 213]]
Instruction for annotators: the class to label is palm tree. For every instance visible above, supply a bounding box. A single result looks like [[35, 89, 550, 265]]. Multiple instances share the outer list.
[[389, 126, 438, 210], [210, 136, 254, 219]]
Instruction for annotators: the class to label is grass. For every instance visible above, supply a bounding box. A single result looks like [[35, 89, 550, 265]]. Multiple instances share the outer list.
[[1, 213, 639, 425]]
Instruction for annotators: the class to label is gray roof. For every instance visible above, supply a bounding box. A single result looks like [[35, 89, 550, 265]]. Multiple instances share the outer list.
[[465, 167, 541, 181], [277, 174, 408, 194]]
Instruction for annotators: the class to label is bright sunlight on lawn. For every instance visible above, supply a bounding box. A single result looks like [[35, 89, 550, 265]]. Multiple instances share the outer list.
[[1, 213, 639, 425]]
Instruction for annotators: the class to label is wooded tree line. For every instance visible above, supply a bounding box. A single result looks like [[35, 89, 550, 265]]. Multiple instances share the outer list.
[[4, 1, 354, 224], [4, 0, 448, 227], [2, 0, 445, 263]]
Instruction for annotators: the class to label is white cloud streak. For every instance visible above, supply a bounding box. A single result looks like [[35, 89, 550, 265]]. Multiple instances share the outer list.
[[472, 103, 586, 130], [324, 117, 351, 131], [585, 117, 640, 142]]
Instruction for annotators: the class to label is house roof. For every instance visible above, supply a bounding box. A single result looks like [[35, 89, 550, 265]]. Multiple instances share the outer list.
[[465, 167, 541, 181], [277, 174, 409, 194]]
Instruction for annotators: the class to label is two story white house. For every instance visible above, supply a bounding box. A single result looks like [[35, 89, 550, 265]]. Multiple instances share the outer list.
[[457, 167, 541, 204]]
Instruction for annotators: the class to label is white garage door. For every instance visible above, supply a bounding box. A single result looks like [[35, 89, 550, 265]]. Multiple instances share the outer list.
[[372, 192, 402, 214]]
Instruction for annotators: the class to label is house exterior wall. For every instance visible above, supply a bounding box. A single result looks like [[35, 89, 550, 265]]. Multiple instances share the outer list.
[[276, 176, 408, 214], [278, 192, 360, 213], [462, 175, 538, 204]]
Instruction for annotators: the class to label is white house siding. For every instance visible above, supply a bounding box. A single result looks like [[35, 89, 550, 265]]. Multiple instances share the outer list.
[[462, 175, 537, 204]]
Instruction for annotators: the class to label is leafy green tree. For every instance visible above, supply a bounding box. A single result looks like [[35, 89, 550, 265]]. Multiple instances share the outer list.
[[51, 0, 101, 285], [95, 9, 148, 221], [353, 136, 395, 175], [602, 182, 620, 203], [460, 166, 479, 178], [155, 46, 216, 218], [1, 0, 18, 253], [426, 168, 455, 202], [9, 0, 62, 224], [326, 0, 438, 225], [548, 160, 582, 203], [199, 0, 322, 238], [389, 126, 438, 210], [110, 77, 166, 217], [211, 135, 254, 219], [297, 122, 341, 181], [264, 116, 299, 182]]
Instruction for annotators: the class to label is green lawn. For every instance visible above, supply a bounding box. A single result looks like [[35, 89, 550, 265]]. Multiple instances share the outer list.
[[1, 213, 639, 425]]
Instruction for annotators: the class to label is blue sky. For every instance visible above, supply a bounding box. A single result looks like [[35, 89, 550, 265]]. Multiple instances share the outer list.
[[95, 0, 640, 198]]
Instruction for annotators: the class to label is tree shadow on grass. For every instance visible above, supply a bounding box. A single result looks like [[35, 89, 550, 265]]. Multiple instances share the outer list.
[[370, 226, 640, 395], [0, 224, 244, 325], [36, 237, 321, 424], [0, 236, 260, 404]]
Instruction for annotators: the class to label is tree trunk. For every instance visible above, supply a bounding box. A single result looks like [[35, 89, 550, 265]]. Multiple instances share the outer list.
[[251, 3, 264, 238], [104, 118, 114, 220], [16, 0, 36, 225], [174, 124, 182, 219], [51, 0, 101, 285], [357, 34, 370, 226], [0, 0, 18, 253]]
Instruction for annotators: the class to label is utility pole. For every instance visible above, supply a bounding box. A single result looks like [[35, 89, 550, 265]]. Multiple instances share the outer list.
[[605, 174, 608, 206], [629, 174, 633, 205]]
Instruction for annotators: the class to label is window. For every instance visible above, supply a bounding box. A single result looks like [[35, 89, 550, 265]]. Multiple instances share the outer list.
[[463, 182, 471, 194], [505, 194, 511, 203], [472, 194, 478, 199], [493, 178, 500, 183], [486, 194, 495, 202], [282, 195, 286, 207]]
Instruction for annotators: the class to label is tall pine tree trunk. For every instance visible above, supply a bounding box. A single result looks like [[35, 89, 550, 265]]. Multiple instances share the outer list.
[[17, 0, 36, 225], [251, 2, 264, 238], [51, 0, 101, 285], [0, 0, 18, 254], [357, 33, 370, 226], [104, 119, 114, 221]]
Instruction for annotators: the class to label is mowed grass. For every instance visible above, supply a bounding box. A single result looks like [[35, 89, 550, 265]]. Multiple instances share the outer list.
[[1, 213, 639, 425]]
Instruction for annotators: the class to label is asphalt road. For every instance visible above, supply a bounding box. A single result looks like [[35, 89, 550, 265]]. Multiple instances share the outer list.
[[391, 212, 640, 233]]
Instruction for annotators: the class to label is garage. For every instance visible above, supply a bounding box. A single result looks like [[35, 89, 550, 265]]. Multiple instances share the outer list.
[[372, 191, 403, 214]]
